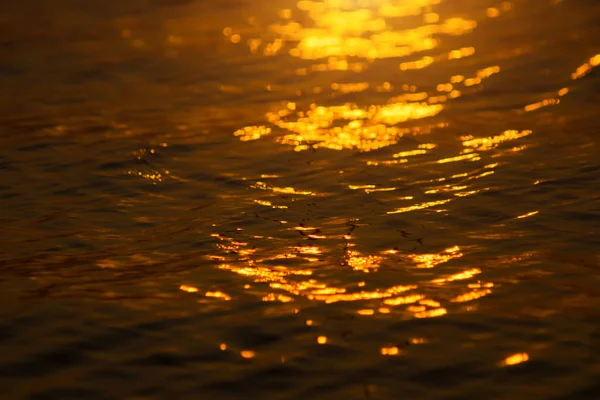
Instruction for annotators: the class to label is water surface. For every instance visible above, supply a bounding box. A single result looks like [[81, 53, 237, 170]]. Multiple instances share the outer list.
[[1, 0, 600, 399]]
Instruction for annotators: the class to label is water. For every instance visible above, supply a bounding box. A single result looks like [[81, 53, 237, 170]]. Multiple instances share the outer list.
[[1, 0, 600, 398]]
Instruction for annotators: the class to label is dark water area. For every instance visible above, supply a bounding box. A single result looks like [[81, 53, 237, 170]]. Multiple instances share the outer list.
[[1, 0, 600, 399]]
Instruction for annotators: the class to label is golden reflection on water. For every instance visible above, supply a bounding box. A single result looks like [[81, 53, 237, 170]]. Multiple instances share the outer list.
[[414, 308, 447, 318], [503, 353, 529, 366], [207, 0, 532, 320], [461, 130, 532, 152], [241, 350, 256, 359], [258, 0, 476, 66], [179, 285, 199, 293], [571, 54, 600, 80], [232, 0, 507, 152], [347, 251, 382, 272], [235, 62, 503, 151], [387, 199, 452, 214], [432, 268, 481, 284], [410, 246, 462, 269], [234, 126, 272, 141], [206, 291, 232, 301], [254, 199, 288, 209], [516, 210, 539, 219], [252, 181, 317, 196], [451, 289, 491, 303], [380, 346, 400, 356], [264, 102, 443, 152], [202, 228, 479, 320]]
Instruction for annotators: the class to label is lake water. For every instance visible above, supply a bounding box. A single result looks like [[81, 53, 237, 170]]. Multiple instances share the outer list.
[[1, 0, 600, 399]]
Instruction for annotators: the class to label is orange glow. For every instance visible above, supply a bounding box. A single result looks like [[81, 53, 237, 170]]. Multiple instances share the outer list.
[[250, 101, 443, 152], [419, 299, 441, 308], [477, 65, 501, 78], [254, 199, 288, 209], [179, 285, 199, 293], [317, 336, 328, 344], [206, 291, 232, 301], [383, 294, 424, 306], [414, 308, 447, 318], [213, 0, 542, 328], [241, 350, 256, 359], [487, 7, 500, 18], [262, 293, 294, 303], [400, 56, 434, 71], [461, 130, 532, 152], [347, 251, 382, 272], [432, 268, 481, 284], [411, 246, 463, 269], [332, 82, 370, 93], [232, 0, 488, 153], [451, 289, 491, 303], [252, 181, 317, 196], [516, 211, 539, 219], [524, 98, 559, 112], [463, 77, 481, 86], [572, 54, 600, 79], [503, 353, 529, 366], [394, 149, 427, 158], [437, 153, 479, 164], [234, 126, 271, 141], [448, 47, 474, 60], [261, 2, 476, 65], [381, 346, 400, 356], [387, 199, 453, 214]]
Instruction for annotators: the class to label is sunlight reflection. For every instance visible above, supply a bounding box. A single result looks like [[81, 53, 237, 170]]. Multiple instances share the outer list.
[[387, 199, 452, 214], [381, 346, 400, 355], [232, 0, 493, 152], [516, 211, 539, 219], [254, 199, 289, 209], [503, 353, 529, 366], [260, 0, 476, 66], [571, 54, 600, 80], [461, 130, 532, 152], [414, 308, 447, 318], [241, 350, 256, 359], [216, 0, 518, 321], [347, 250, 383, 272], [451, 289, 491, 303], [234, 126, 272, 141], [252, 181, 317, 196], [179, 285, 199, 293], [204, 226, 497, 322], [263, 102, 443, 151], [410, 246, 463, 269], [206, 291, 232, 301], [432, 268, 481, 284]]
